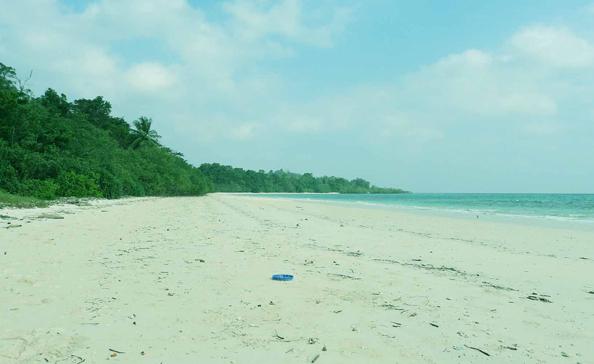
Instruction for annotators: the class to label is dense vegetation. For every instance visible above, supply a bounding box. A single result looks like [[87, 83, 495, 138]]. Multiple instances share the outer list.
[[0, 62, 211, 200], [0, 62, 406, 204], [0, 189, 48, 208], [199, 164, 406, 193]]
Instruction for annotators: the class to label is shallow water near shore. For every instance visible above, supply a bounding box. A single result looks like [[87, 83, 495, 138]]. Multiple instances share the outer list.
[[249, 193, 594, 221]]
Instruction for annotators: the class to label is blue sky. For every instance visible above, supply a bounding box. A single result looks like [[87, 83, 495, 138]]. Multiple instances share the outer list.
[[1, 0, 594, 192]]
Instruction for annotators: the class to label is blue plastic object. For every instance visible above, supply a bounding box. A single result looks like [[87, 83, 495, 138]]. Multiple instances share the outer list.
[[272, 274, 294, 281]]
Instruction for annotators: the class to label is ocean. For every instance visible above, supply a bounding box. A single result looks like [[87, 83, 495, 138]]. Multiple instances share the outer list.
[[251, 193, 594, 221]]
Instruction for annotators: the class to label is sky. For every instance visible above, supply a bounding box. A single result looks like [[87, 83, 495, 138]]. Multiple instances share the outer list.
[[1, 0, 593, 192]]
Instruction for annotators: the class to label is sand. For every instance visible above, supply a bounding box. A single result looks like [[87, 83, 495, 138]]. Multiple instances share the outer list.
[[1, 194, 593, 363]]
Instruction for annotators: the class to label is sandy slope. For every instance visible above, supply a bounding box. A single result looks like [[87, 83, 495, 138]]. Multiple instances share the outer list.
[[1, 194, 593, 363]]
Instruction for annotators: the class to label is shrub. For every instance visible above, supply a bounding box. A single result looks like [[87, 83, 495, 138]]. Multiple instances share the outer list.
[[56, 172, 102, 198]]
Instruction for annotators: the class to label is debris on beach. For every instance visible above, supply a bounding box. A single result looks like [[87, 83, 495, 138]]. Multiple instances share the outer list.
[[307, 337, 319, 344], [380, 303, 399, 310], [109, 348, 125, 357], [271, 274, 294, 281], [71, 355, 85, 363], [464, 344, 490, 356], [482, 281, 518, 291], [527, 293, 552, 303], [327, 273, 360, 280], [36, 213, 64, 219]]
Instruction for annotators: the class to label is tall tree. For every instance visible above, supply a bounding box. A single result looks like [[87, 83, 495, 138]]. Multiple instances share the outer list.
[[130, 116, 160, 149]]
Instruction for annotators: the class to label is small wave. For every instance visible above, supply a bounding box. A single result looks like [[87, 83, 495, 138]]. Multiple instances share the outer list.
[[255, 193, 594, 222]]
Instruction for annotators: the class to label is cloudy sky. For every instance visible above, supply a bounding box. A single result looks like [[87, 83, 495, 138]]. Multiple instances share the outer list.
[[1, 0, 593, 192]]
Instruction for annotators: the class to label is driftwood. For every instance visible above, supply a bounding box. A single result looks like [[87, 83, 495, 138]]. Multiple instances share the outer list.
[[464, 344, 490, 356], [71, 355, 86, 364], [527, 295, 552, 303]]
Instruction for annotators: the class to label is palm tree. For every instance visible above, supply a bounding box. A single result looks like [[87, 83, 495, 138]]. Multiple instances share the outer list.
[[129, 116, 160, 149]]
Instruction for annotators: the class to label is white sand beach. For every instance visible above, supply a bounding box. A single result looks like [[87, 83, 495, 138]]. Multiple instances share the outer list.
[[1, 194, 593, 363]]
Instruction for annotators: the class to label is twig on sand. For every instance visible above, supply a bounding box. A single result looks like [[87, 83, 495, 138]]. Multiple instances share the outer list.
[[108, 348, 125, 354], [527, 295, 552, 303], [501, 345, 517, 351], [71, 355, 86, 364], [311, 353, 321, 363], [464, 344, 490, 356], [272, 331, 304, 343], [327, 273, 361, 280]]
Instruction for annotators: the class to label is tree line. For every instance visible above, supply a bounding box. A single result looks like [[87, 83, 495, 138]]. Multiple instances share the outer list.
[[199, 164, 406, 193], [0, 62, 406, 202]]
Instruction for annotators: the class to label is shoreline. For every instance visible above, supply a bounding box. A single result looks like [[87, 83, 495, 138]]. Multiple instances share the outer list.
[[237, 193, 594, 231], [1, 194, 593, 363]]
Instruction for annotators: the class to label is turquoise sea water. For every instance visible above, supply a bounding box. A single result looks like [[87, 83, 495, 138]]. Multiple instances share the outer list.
[[253, 193, 594, 221]]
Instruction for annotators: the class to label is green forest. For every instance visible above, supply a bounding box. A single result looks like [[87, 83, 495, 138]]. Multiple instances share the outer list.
[[0, 62, 405, 206], [199, 164, 406, 194]]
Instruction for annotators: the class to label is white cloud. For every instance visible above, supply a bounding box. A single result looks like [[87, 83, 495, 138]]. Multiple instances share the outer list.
[[1, 0, 593, 191], [0, 0, 351, 142], [405, 48, 559, 118], [434, 49, 494, 69], [126, 63, 177, 93], [223, 0, 352, 47], [271, 25, 594, 145], [508, 26, 594, 68], [230, 123, 260, 140]]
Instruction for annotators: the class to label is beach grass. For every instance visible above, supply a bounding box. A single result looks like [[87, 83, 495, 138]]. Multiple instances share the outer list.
[[0, 189, 49, 208]]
